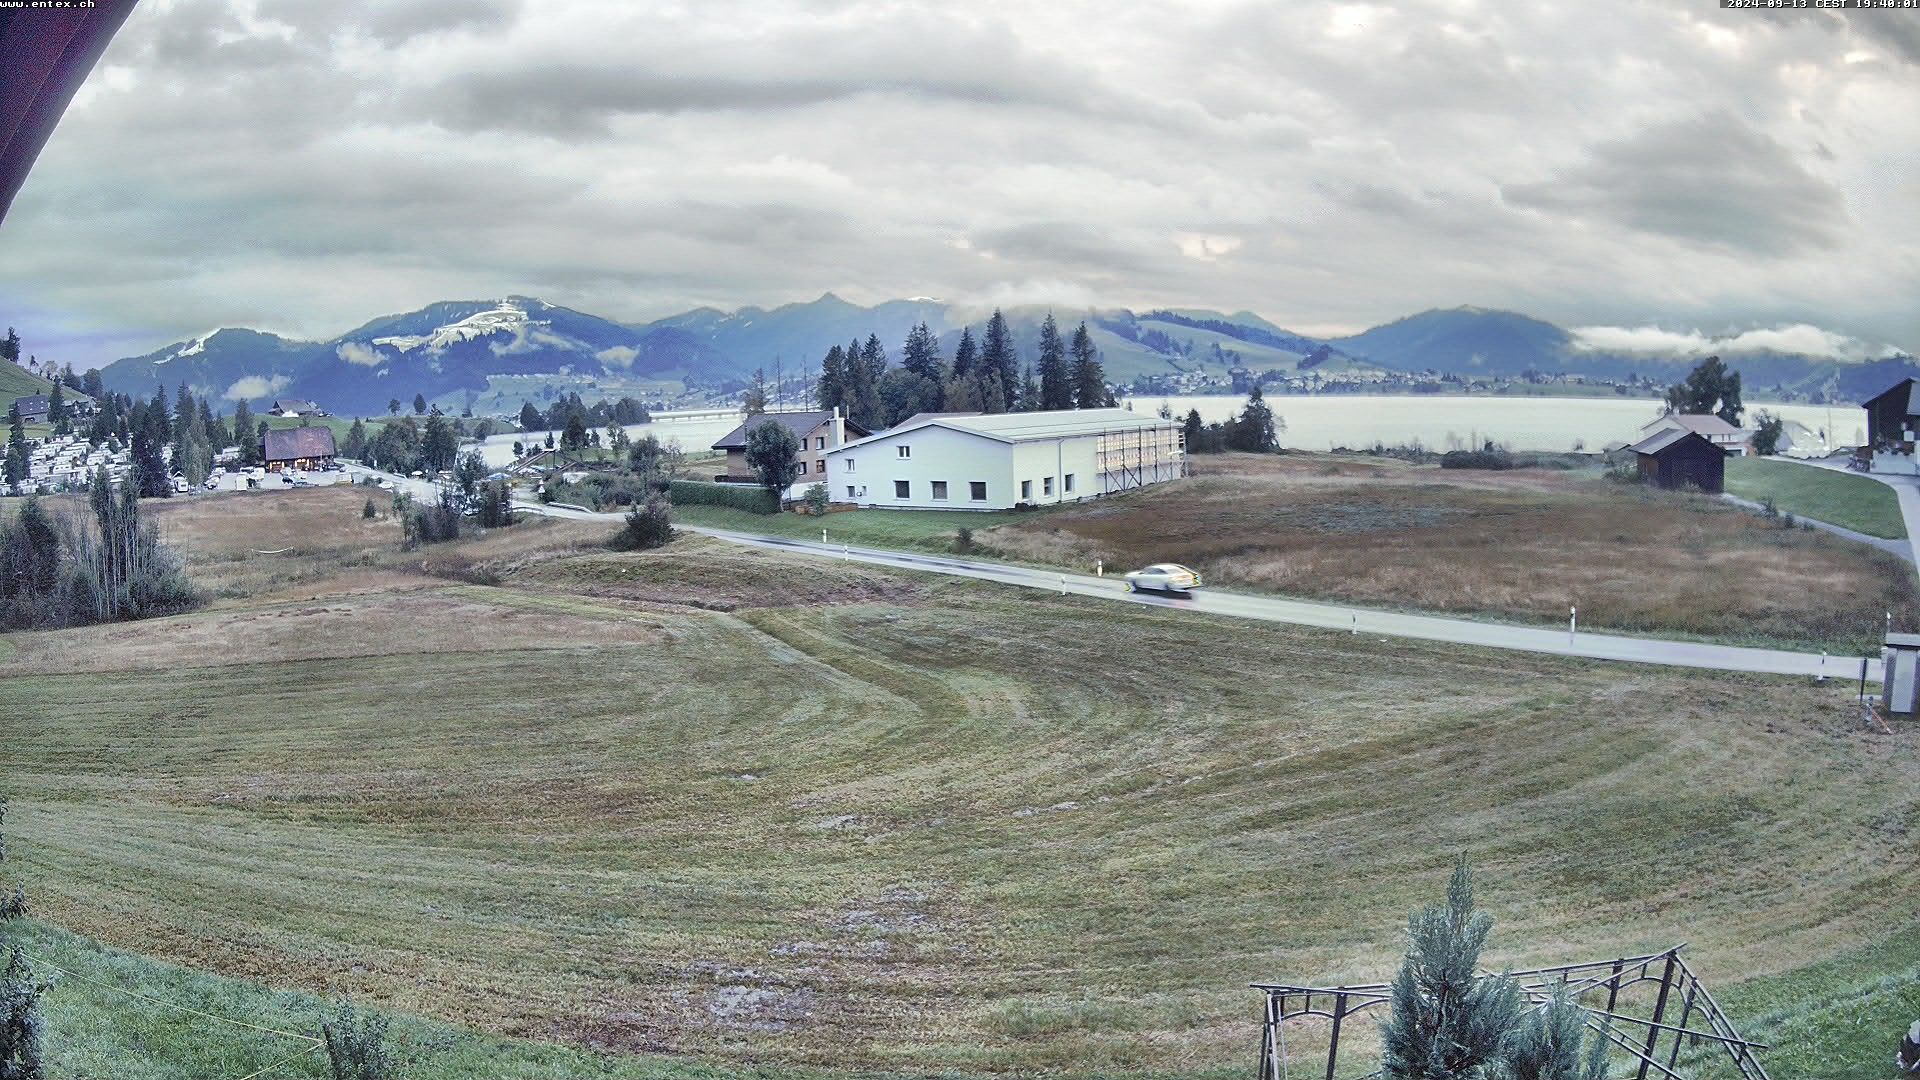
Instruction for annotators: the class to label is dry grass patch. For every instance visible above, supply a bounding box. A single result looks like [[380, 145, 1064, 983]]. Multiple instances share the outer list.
[[521, 534, 933, 611], [983, 453, 1918, 650]]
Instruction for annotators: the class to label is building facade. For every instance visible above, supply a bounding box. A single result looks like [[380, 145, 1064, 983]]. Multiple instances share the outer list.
[[710, 409, 869, 498], [1628, 428, 1725, 493], [1862, 378, 1920, 475], [823, 408, 1184, 511], [263, 426, 338, 472]]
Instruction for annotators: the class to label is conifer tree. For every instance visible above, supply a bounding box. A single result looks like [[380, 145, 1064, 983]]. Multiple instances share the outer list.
[[232, 400, 259, 466], [3, 405, 25, 495], [952, 326, 978, 381], [817, 344, 849, 415], [1069, 322, 1108, 408], [901, 322, 944, 385], [1036, 313, 1071, 410], [45, 385, 66, 437], [0, 327, 18, 365], [980, 310, 1018, 412], [1018, 365, 1041, 412], [1380, 857, 1520, 1080], [1492, 980, 1609, 1080], [412, 393, 427, 416]]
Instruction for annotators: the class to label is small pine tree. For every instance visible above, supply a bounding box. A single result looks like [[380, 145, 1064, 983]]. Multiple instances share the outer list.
[[1493, 979, 1608, 1080], [1380, 856, 1520, 1080], [362, 498, 378, 520], [612, 494, 673, 551], [321, 1002, 394, 1080]]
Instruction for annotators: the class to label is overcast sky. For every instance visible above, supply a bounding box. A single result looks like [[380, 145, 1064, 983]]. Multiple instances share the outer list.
[[1, 0, 1916, 367]]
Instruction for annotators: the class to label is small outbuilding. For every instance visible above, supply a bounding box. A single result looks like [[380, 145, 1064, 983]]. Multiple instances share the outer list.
[[262, 425, 337, 472], [1627, 428, 1725, 493]]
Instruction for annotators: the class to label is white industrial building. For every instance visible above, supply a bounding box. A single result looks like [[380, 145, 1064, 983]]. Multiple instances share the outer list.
[[823, 408, 1184, 510]]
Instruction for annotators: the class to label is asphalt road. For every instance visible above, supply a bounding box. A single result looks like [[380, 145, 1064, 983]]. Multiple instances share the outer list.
[[506, 495, 1870, 681]]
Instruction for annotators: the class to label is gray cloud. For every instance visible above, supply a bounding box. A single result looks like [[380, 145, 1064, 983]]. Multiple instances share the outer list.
[[0, 0, 1914, 365], [1501, 112, 1848, 257]]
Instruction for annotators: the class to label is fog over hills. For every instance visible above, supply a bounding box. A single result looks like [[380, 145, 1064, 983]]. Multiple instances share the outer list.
[[94, 294, 1919, 417]]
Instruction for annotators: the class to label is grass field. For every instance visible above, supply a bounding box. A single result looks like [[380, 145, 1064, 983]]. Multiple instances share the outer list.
[[3, 488, 1918, 1078], [1724, 457, 1908, 540], [681, 454, 1919, 653]]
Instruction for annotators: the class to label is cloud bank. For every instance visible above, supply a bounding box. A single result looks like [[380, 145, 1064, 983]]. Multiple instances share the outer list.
[[0, 0, 1913, 368]]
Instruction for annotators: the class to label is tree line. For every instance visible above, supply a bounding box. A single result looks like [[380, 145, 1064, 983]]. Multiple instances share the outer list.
[[0, 481, 201, 631], [1178, 384, 1283, 454], [814, 310, 1113, 430]]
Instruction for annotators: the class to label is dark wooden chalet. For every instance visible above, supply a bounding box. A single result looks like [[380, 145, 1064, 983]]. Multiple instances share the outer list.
[[263, 425, 337, 472], [1863, 377, 1920, 452], [1627, 428, 1724, 493]]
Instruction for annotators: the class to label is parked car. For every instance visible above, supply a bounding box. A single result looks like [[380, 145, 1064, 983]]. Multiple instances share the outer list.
[[1123, 563, 1203, 594]]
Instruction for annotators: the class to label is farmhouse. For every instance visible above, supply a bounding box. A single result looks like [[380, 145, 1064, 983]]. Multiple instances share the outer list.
[[10, 394, 50, 424], [270, 398, 325, 417], [1861, 377, 1920, 475], [263, 426, 337, 472], [1638, 412, 1748, 456], [823, 407, 1184, 510], [1627, 428, 1724, 493], [711, 409, 869, 497]]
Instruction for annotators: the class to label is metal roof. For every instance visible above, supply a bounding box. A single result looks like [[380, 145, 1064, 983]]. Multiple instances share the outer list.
[[838, 407, 1173, 449], [1861, 377, 1920, 414], [263, 426, 337, 462], [710, 410, 868, 450], [1626, 427, 1716, 456], [1641, 412, 1740, 437]]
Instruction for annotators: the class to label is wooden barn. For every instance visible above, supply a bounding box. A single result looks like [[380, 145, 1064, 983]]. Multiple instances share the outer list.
[[262, 426, 337, 472], [1627, 428, 1724, 493]]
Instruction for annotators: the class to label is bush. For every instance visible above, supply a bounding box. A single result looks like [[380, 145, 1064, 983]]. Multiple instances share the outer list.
[[362, 498, 378, 520], [1440, 448, 1516, 470], [474, 480, 515, 528], [404, 490, 463, 547], [0, 946, 48, 1080], [803, 482, 830, 516], [953, 526, 975, 554], [611, 495, 674, 551], [321, 1002, 395, 1080], [667, 479, 777, 514]]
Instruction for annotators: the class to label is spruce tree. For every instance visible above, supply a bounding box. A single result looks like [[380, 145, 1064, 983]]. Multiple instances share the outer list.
[[817, 345, 848, 415], [1036, 313, 1071, 410], [952, 326, 978, 380], [3, 405, 25, 495], [231, 400, 258, 464], [1069, 322, 1108, 408], [901, 322, 944, 385], [1018, 365, 1042, 412], [0, 328, 18, 365], [980, 310, 1017, 412], [1380, 857, 1520, 1080], [45, 385, 65, 437], [412, 393, 427, 416]]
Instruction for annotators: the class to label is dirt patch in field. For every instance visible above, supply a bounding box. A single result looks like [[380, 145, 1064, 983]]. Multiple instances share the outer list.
[[2, 587, 665, 675]]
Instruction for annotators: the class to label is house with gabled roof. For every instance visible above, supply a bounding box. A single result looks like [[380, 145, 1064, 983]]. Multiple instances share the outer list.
[[710, 409, 870, 497]]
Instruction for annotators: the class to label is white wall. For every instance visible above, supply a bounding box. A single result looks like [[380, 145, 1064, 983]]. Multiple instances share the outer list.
[[828, 426, 1015, 509]]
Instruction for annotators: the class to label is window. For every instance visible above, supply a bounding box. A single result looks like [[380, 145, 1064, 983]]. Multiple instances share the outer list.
[[1021, 479, 1032, 500], [931, 481, 948, 500], [1043, 476, 1054, 496], [816, 436, 825, 450], [894, 480, 910, 498], [897, 445, 911, 458], [844, 458, 855, 472], [970, 481, 987, 501], [1064, 473, 1075, 493], [847, 485, 857, 498], [815, 460, 826, 473]]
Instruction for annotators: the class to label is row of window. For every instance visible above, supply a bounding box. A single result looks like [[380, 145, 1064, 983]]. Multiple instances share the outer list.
[[856, 474, 1076, 502]]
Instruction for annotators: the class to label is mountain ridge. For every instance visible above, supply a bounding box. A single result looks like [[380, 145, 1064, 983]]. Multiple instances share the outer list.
[[88, 296, 1917, 416]]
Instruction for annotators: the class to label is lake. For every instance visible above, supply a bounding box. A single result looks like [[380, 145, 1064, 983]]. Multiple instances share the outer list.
[[476, 396, 1868, 467], [1122, 394, 1865, 455]]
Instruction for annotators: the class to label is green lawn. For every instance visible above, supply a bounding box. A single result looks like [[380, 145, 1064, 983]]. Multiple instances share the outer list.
[[3, 523, 1917, 1077], [1724, 456, 1908, 539]]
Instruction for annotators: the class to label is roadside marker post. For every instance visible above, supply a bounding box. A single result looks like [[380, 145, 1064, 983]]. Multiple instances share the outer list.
[[821, 528, 828, 544], [842, 544, 849, 560], [1569, 605, 1577, 644], [1096, 559, 1103, 577], [1819, 651, 1827, 682], [1351, 613, 1357, 635], [1060, 575, 1068, 595]]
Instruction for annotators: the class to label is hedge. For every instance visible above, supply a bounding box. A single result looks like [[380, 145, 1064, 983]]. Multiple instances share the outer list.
[[668, 479, 778, 514]]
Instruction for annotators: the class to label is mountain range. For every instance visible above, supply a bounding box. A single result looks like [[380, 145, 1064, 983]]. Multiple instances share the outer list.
[[91, 294, 1918, 417]]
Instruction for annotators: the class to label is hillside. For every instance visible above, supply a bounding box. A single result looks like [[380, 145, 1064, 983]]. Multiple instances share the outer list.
[[1, 360, 56, 403]]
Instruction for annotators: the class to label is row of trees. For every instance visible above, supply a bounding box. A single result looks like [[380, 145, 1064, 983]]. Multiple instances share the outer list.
[[1179, 385, 1284, 454], [815, 311, 1112, 430], [515, 394, 650, 437]]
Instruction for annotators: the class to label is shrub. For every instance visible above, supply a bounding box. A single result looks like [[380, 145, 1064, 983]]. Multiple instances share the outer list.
[[611, 495, 674, 551], [1440, 448, 1515, 470], [1380, 857, 1519, 1079], [362, 498, 378, 520], [475, 480, 515, 528], [667, 480, 777, 514], [803, 483, 830, 516], [321, 1002, 394, 1080], [404, 490, 463, 547], [953, 526, 975, 554], [0, 946, 48, 1080]]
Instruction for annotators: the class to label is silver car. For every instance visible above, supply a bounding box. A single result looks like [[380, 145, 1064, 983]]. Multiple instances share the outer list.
[[1124, 563, 1203, 594]]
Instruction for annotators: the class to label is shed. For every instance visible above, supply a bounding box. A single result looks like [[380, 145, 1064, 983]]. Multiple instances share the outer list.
[[262, 426, 337, 472], [1627, 428, 1725, 493]]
